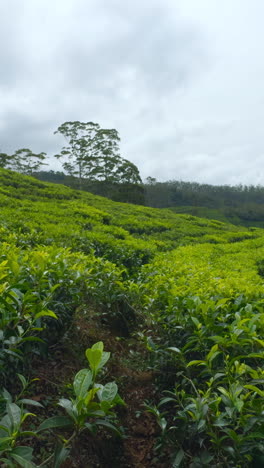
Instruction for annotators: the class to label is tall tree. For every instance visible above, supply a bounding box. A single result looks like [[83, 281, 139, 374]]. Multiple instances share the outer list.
[[0, 149, 46, 174], [11, 149, 47, 175], [0, 152, 11, 168], [54, 121, 141, 187], [114, 158, 142, 184]]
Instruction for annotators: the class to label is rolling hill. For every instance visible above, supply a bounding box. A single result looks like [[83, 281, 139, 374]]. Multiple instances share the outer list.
[[0, 169, 264, 467]]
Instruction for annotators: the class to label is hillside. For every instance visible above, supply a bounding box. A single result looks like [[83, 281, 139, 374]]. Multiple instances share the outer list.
[[0, 169, 261, 260], [34, 171, 264, 228], [1, 169, 264, 467], [144, 179, 264, 228]]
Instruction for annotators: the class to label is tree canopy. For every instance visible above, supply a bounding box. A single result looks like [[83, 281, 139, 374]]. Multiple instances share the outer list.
[[0, 148, 46, 175], [0, 121, 142, 190], [54, 121, 142, 186]]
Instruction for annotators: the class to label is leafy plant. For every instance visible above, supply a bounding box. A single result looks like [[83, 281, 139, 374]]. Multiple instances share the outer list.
[[38, 341, 124, 457], [0, 374, 43, 468]]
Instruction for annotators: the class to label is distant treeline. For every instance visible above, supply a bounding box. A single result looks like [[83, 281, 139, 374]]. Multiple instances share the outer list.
[[34, 170, 145, 205], [33, 171, 264, 227], [144, 180, 264, 227]]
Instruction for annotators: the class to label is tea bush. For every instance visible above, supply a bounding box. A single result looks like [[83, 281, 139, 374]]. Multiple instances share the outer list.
[[0, 168, 264, 466], [135, 239, 264, 466]]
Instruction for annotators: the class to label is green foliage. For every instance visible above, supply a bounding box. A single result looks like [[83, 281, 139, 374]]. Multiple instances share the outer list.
[[0, 376, 43, 468], [0, 240, 130, 380], [34, 170, 145, 205], [0, 169, 264, 465], [0, 342, 123, 467], [0, 148, 47, 176], [47, 341, 124, 436], [54, 121, 142, 186], [136, 241, 264, 466], [38, 341, 124, 461], [144, 179, 264, 228]]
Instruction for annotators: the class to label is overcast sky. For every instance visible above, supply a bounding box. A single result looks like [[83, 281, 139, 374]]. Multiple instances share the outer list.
[[0, 0, 263, 185]]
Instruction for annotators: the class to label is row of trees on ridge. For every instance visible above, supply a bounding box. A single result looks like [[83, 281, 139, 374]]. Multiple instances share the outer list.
[[0, 121, 142, 187]]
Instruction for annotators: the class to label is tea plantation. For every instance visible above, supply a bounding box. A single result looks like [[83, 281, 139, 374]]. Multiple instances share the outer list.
[[0, 168, 264, 467]]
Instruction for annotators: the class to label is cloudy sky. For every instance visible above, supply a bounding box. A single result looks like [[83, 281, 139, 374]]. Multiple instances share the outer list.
[[0, 0, 263, 185]]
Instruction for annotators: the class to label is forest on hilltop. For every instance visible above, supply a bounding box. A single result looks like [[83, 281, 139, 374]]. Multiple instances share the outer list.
[[144, 179, 264, 227]]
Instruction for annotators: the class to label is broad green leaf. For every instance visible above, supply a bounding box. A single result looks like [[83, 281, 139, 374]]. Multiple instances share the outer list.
[[2, 388, 12, 403], [113, 393, 126, 406], [197, 419, 206, 431], [213, 373, 225, 381], [172, 448, 184, 468], [84, 387, 99, 406], [187, 360, 206, 367], [0, 425, 10, 434], [159, 417, 167, 431], [100, 400, 112, 413], [0, 295, 16, 313], [209, 335, 225, 344], [235, 399, 244, 412], [19, 431, 38, 438], [244, 384, 264, 397], [20, 337, 44, 343], [0, 415, 12, 433], [167, 347, 181, 354], [86, 409, 105, 418], [18, 399, 44, 408], [91, 341, 104, 352], [85, 349, 102, 372], [247, 353, 264, 359], [7, 403, 21, 429], [213, 417, 229, 427], [10, 453, 36, 468], [12, 446, 33, 461], [84, 422, 96, 433], [94, 419, 123, 437], [98, 351, 110, 369], [37, 416, 73, 432], [53, 442, 70, 468], [101, 382, 118, 402], [191, 317, 200, 328], [253, 337, 264, 347], [207, 351, 221, 364], [0, 436, 13, 446], [159, 397, 175, 405], [217, 387, 230, 397], [58, 399, 75, 419], [73, 369, 92, 398], [34, 310, 57, 320], [17, 374, 27, 390], [206, 344, 219, 361]]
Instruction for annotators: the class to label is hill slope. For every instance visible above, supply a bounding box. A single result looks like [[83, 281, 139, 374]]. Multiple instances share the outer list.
[[1, 169, 264, 467], [144, 179, 264, 228], [0, 169, 262, 269]]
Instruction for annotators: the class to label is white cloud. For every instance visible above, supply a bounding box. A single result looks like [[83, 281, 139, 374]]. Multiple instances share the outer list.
[[0, 0, 263, 185]]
